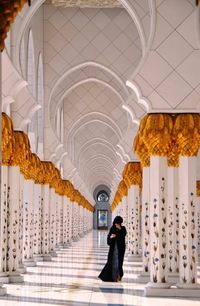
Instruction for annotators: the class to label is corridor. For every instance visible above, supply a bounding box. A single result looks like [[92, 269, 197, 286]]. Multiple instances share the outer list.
[[0, 231, 200, 306]]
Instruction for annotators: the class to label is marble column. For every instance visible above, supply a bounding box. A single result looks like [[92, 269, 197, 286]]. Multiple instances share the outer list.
[[49, 188, 57, 256], [127, 185, 141, 262], [83, 207, 87, 234], [79, 205, 84, 237], [167, 167, 179, 279], [55, 193, 59, 249], [197, 196, 200, 256], [177, 157, 200, 289], [73, 203, 79, 241], [18, 173, 26, 273], [0, 55, 6, 296], [76, 204, 80, 237], [145, 156, 171, 291], [57, 195, 63, 247], [7, 166, 23, 282], [33, 183, 43, 262], [41, 184, 51, 261], [63, 196, 68, 247], [0, 166, 9, 283], [68, 200, 73, 243], [23, 179, 36, 267], [138, 166, 150, 281]]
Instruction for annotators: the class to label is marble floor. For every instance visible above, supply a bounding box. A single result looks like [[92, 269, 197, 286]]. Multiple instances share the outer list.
[[1, 230, 200, 306]]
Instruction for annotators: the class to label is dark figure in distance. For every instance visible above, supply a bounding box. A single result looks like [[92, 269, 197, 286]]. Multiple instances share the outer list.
[[98, 216, 127, 282]]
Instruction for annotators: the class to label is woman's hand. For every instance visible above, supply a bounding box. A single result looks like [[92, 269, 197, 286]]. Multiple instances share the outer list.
[[110, 234, 116, 239]]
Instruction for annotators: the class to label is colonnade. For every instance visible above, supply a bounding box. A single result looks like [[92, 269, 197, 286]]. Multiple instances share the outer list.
[[0, 112, 94, 295], [112, 113, 200, 297]]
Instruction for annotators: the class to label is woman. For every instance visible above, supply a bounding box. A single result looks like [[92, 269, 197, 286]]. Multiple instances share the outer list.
[[98, 216, 127, 282]]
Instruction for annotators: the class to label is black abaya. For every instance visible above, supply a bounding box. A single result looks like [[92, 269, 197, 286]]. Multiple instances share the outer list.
[[98, 225, 127, 282]]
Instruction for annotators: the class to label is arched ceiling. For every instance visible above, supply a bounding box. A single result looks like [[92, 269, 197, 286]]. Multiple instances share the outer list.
[[43, 0, 146, 194]]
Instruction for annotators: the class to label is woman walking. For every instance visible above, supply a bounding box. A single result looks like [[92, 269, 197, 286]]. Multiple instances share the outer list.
[[98, 216, 127, 282]]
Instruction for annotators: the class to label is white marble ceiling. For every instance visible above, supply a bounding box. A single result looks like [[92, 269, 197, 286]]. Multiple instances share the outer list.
[[43, 0, 199, 196], [44, 1, 146, 191]]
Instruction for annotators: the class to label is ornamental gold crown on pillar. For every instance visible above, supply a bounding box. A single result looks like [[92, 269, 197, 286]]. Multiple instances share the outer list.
[[133, 114, 200, 165], [0, 0, 31, 51], [134, 134, 150, 168], [117, 180, 128, 198], [141, 114, 173, 156], [11, 131, 31, 167], [2, 112, 15, 166], [173, 114, 200, 157], [1, 113, 94, 211], [196, 181, 200, 197], [122, 162, 142, 189]]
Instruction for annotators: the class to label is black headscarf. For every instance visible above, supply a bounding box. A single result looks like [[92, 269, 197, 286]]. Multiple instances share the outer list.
[[113, 216, 123, 225]]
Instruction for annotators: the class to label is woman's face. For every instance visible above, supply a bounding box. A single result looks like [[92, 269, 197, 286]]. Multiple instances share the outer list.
[[115, 223, 121, 229]]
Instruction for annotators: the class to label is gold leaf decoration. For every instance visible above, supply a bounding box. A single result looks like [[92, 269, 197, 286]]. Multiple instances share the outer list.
[[196, 181, 200, 197], [2, 112, 14, 166], [174, 114, 200, 157], [122, 162, 142, 188]]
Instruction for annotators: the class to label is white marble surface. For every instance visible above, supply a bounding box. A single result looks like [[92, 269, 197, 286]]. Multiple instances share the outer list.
[[0, 230, 200, 306]]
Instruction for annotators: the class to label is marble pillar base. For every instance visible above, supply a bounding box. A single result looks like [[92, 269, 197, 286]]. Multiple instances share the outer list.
[[62, 243, 71, 249], [34, 255, 44, 262], [9, 272, 24, 283], [17, 264, 27, 274], [42, 254, 52, 262], [0, 273, 9, 284], [50, 251, 58, 257], [135, 271, 150, 283], [127, 254, 142, 262], [145, 281, 171, 296], [23, 259, 37, 267], [55, 243, 63, 251], [145, 284, 200, 297], [0, 284, 6, 296], [176, 283, 200, 289]]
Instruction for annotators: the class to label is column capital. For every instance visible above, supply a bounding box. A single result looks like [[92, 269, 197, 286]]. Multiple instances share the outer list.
[[141, 114, 173, 156], [173, 114, 200, 157], [2, 112, 15, 166], [123, 162, 142, 188], [197, 181, 200, 197], [117, 180, 128, 198], [134, 134, 150, 167]]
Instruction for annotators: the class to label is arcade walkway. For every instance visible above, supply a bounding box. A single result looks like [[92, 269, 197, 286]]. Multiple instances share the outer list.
[[0, 231, 200, 306]]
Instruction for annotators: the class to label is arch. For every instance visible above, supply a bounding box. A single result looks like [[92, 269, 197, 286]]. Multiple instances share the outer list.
[[126, 80, 151, 112], [82, 154, 115, 169], [82, 159, 114, 178], [19, 35, 26, 79], [14, 0, 156, 123], [15, 0, 152, 76], [117, 144, 131, 162], [27, 29, 36, 98], [67, 114, 122, 162], [37, 53, 44, 158], [86, 170, 113, 186], [19, 104, 41, 130], [52, 77, 126, 129], [77, 137, 117, 168], [49, 62, 129, 105], [77, 141, 117, 170], [122, 104, 140, 126]]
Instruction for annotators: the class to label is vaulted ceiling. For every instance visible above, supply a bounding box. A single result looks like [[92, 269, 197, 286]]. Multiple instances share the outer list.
[[44, 1, 147, 192]]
